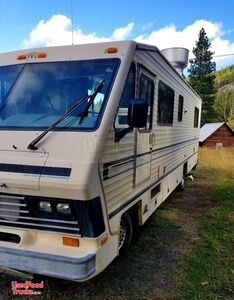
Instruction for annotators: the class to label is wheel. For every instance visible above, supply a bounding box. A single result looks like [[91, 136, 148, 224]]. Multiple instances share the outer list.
[[176, 177, 185, 191], [118, 212, 133, 257]]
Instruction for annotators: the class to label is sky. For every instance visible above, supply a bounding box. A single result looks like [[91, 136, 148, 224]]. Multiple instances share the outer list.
[[0, 0, 234, 69]]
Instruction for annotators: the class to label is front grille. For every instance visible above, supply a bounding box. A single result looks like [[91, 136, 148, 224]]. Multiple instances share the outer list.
[[0, 194, 80, 235]]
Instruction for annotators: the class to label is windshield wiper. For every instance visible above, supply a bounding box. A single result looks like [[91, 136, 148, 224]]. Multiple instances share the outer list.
[[79, 79, 105, 124], [27, 94, 89, 150]]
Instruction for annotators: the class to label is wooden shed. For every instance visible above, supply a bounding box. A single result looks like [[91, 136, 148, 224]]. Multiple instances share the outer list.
[[199, 122, 234, 147]]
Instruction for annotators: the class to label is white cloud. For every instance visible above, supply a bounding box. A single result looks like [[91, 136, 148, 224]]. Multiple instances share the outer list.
[[211, 37, 234, 66], [141, 22, 154, 32], [23, 15, 72, 48], [111, 23, 134, 40], [22, 15, 234, 68], [135, 20, 222, 55], [23, 15, 133, 48], [135, 19, 234, 67], [23, 14, 111, 47]]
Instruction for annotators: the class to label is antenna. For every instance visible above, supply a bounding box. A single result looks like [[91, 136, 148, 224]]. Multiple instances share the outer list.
[[71, 0, 74, 45]]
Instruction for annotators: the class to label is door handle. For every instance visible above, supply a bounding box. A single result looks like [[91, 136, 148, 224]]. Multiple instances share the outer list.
[[149, 133, 156, 145]]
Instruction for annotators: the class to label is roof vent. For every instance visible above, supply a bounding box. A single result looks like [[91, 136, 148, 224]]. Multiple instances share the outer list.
[[161, 47, 189, 77]]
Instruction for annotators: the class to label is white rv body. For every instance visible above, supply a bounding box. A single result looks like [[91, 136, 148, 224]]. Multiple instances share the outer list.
[[0, 41, 201, 281]]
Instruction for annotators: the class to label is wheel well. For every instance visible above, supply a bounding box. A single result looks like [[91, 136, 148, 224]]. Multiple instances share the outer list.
[[183, 162, 188, 175], [127, 202, 140, 227]]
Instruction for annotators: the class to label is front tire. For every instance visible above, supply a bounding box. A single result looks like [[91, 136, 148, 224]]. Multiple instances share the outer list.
[[176, 177, 185, 191], [118, 212, 133, 257]]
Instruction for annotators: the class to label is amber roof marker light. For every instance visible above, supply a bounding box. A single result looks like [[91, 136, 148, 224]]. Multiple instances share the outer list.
[[17, 54, 27, 60], [37, 52, 47, 58], [17, 52, 47, 60], [105, 47, 118, 54]]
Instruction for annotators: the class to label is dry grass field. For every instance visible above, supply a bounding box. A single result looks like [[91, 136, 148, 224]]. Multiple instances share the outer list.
[[199, 147, 234, 179]]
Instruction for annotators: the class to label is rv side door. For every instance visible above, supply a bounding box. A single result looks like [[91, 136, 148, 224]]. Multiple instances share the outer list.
[[134, 67, 155, 186]]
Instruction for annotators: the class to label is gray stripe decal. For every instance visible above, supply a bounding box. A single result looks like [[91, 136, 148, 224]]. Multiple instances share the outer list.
[[108, 151, 198, 219]]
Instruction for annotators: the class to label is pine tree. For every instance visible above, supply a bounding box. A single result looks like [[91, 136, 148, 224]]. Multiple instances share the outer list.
[[188, 28, 216, 125]]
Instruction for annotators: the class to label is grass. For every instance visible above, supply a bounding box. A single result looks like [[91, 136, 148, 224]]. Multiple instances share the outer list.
[[0, 147, 233, 299], [178, 148, 234, 300], [198, 147, 234, 179], [0, 209, 184, 300], [227, 119, 234, 130]]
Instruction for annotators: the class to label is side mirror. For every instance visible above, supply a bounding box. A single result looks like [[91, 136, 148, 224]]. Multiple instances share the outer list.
[[128, 99, 148, 128], [115, 99, 148, 142]]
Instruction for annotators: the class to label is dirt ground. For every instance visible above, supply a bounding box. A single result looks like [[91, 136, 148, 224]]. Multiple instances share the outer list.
[[0, 175, 217, 300]]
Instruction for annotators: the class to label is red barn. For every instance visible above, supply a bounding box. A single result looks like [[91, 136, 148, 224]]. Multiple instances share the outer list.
[[199, 122, 234, 147]]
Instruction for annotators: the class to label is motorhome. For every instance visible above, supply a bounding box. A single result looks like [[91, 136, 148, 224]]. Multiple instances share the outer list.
[[0, 41, 201, 281]]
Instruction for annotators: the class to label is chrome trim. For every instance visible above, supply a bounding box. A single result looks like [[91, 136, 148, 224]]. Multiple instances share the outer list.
[[0, 195, 80, 235], [0, 195, 25, 200], [0, 208, 29, 213], [0, 213, 77, 224], [0, 247, 95, 281], [0, 219, 79, 231], [0, 202, 26, 207]]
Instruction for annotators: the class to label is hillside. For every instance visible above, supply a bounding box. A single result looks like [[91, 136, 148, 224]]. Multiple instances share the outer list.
[[216, 65, 234, 88], [214, 65, 234, 128]]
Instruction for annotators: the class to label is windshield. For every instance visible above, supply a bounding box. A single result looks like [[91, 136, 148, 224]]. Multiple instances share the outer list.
[[0, 64, 24, 103], [0, 59, 119, 130]]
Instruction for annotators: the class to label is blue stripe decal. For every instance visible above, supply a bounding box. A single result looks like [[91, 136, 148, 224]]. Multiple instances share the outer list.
[[0, 163, 71, 177]]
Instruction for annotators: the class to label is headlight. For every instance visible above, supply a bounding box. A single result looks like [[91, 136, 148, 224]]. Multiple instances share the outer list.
[[56, 203, 71, 215], [39, 201, 52, 212]]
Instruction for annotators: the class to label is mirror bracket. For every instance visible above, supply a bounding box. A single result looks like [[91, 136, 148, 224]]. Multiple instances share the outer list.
[[115, 127, 133, 142]]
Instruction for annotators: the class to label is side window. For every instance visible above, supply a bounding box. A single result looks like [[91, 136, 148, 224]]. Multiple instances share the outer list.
[[157, 81, 174, 125], [178, 95, 184, 122], [194, 107, 199, 128], [115, 64, 135, 129], [139, 74, 154, 130]]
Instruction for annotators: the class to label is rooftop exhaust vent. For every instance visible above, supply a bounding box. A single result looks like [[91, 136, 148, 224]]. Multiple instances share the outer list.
[[161, 47, 189, 77]]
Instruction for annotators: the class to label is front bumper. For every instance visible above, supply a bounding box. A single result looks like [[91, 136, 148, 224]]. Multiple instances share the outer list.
[[0, 247, 95, 281]]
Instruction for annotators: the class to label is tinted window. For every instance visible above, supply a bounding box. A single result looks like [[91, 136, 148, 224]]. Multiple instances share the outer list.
[[139, 74, 154, 130], [115, 64, 135, 129], [0, 64, 23, 103], [194, 107, 199, 128], [157, 81, 174, 125], [178, 95, 184, 122]]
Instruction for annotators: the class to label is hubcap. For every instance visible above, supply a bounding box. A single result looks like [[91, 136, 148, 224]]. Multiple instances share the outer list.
[[181, 178, 185, 189]]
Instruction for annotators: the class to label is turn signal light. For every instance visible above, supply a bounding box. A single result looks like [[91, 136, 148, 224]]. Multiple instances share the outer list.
[[62, 237, 80, 247], [100, 234, 108, 246]]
